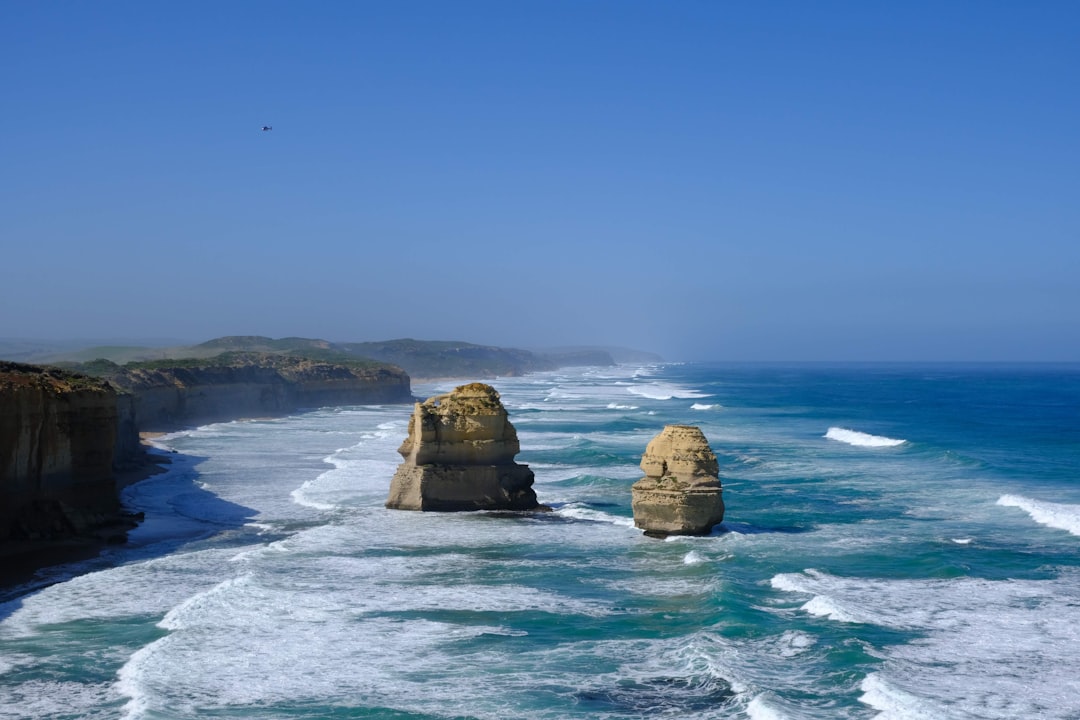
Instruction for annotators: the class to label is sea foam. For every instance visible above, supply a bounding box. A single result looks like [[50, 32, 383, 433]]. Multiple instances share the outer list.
[[825, 427, 906, 447], [858, 673, 944, 720], [746, 695, 790, 720], [997, 495, 1080, 536], [626, 382, 711, 400]]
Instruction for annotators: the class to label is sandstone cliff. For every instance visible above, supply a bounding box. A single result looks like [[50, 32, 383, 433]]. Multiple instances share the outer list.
[[108, 352, 413, 431], [631, 425, 725, 537], [0, 352, 413, 549], [386, 383, 543, 511], [0, 362, 140, 541]]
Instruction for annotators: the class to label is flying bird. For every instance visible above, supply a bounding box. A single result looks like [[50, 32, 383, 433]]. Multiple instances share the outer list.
[[261, 125, 272, 132]]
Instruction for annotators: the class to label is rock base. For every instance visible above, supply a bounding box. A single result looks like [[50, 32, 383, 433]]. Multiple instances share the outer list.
[[386, 464, 539, 512], [631, 484, 725, 537]]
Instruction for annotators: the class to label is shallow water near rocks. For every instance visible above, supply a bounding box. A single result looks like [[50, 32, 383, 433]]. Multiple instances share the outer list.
[[2, 362, 1079, 719]]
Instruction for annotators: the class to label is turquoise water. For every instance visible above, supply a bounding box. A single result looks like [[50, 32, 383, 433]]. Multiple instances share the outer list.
[[2, 363, 1079, 719]]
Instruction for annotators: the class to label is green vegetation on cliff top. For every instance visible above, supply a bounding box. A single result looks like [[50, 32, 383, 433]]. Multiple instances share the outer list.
[[0, 360, 113, 392], [127, 350, 384, 372], [59, 350, 386, 378], [7, 335, 631, 380]]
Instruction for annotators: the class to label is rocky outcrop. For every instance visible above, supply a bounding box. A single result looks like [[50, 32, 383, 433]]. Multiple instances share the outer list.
[[631, 425, 724, 537], [109, 353, 413, 431], [386, 383, 543, 511], [0, 362, 140, 541]]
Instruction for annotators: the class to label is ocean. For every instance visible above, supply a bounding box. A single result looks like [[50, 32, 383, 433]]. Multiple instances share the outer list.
[[2, 362, 1079, 719]]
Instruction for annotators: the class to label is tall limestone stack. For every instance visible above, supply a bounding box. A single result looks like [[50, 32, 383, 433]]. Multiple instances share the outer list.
[[386, 383, 543, 511], [631, 425, 725, 537]]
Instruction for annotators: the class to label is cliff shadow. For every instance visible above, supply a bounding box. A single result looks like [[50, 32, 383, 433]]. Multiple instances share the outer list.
[[0, 449, 259, 618]]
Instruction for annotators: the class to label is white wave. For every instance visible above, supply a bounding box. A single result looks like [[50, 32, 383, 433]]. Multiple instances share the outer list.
[[773, 568, 1080, 718], [691, 403, 720, 410], [0, 678, 121, 718], [291, 438, 400, 511], [746, 694, 790, 720], [626, 382, 711, 400], [859, 673, 946, 720], [683, 550, 706, 565], [951, 538, 973, 545], [555, 505, 635, 528], [775, 630, 816, 658], [289, 479, 338, 511], [997, 495, 1080, 536], [158, 575, 253, 631], [801, 595, 861, 623], [606, 402, 639, 410], [825, 427, 906, 447]]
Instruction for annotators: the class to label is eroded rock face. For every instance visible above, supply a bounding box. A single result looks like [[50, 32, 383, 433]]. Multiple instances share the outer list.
[[0, 362, 132, 541], [631, 425, 724, 537], [386, 383, 542, 511], [110, 355, 413, 431]]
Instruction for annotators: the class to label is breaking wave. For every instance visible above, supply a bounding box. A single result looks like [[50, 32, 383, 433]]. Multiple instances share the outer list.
[[997, 495, 1080, 536], [825, 427, 906, 447]]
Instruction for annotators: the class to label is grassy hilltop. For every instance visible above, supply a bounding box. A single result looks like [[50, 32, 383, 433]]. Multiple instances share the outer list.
[[5, 336, 631, 380]]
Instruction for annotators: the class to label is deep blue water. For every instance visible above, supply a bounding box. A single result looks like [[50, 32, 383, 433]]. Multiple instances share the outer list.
[[2, 363, 1078, 719]]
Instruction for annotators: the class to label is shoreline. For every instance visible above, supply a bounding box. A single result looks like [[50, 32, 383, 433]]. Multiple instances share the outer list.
[[0, 439, 174, 593]]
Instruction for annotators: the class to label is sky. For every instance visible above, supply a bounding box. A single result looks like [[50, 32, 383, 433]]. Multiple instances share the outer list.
[[2, 1, 1077, 361]]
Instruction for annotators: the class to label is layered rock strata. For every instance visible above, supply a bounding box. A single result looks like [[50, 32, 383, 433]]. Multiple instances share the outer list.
[[0, 362, 141, 541], [386, 383, 542, 511], [631, 425, 725, 537], [109, 354, 413, 431]]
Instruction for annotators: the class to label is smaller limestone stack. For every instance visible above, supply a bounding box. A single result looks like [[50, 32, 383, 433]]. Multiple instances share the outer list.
[[386, 383, 542, 512], [631, 425, 725, 537]]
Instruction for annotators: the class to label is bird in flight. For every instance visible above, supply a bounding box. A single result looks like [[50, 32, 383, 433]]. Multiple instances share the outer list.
[[261, 125, 273, 132]]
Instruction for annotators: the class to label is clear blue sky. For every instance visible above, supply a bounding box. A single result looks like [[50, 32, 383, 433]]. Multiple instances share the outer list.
[[2, 1, 1077, 360]]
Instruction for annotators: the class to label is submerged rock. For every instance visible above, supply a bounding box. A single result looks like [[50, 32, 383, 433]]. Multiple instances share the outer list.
[[385, 383, 543, 511], [631, 425, 724, 537]]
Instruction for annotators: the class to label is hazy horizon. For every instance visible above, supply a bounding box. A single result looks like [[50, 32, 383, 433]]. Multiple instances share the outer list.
[[3, 2, 1077, 362]]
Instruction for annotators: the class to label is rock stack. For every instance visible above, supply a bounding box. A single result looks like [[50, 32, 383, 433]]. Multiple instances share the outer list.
[[385, 383, 543, 512], [631, 425, 725, 537]]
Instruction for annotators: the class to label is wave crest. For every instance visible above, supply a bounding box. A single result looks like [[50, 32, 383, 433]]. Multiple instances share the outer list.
[[825, 427, 906, 447], [997, 495, 1080, 536], [626, 382, 711, 400]]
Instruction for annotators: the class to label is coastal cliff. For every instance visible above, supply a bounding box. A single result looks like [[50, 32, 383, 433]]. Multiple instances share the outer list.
[[106, 352, 413, 431], [0, 362, 139, 542], [0, 353, 413, 556]]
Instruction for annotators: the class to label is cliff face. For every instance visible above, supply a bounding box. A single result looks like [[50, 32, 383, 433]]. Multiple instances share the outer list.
[[110, 355, 413, 431], [386, 383, 542, 511], [0, 354, 412, 544], [0, 363, 135, 540]]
